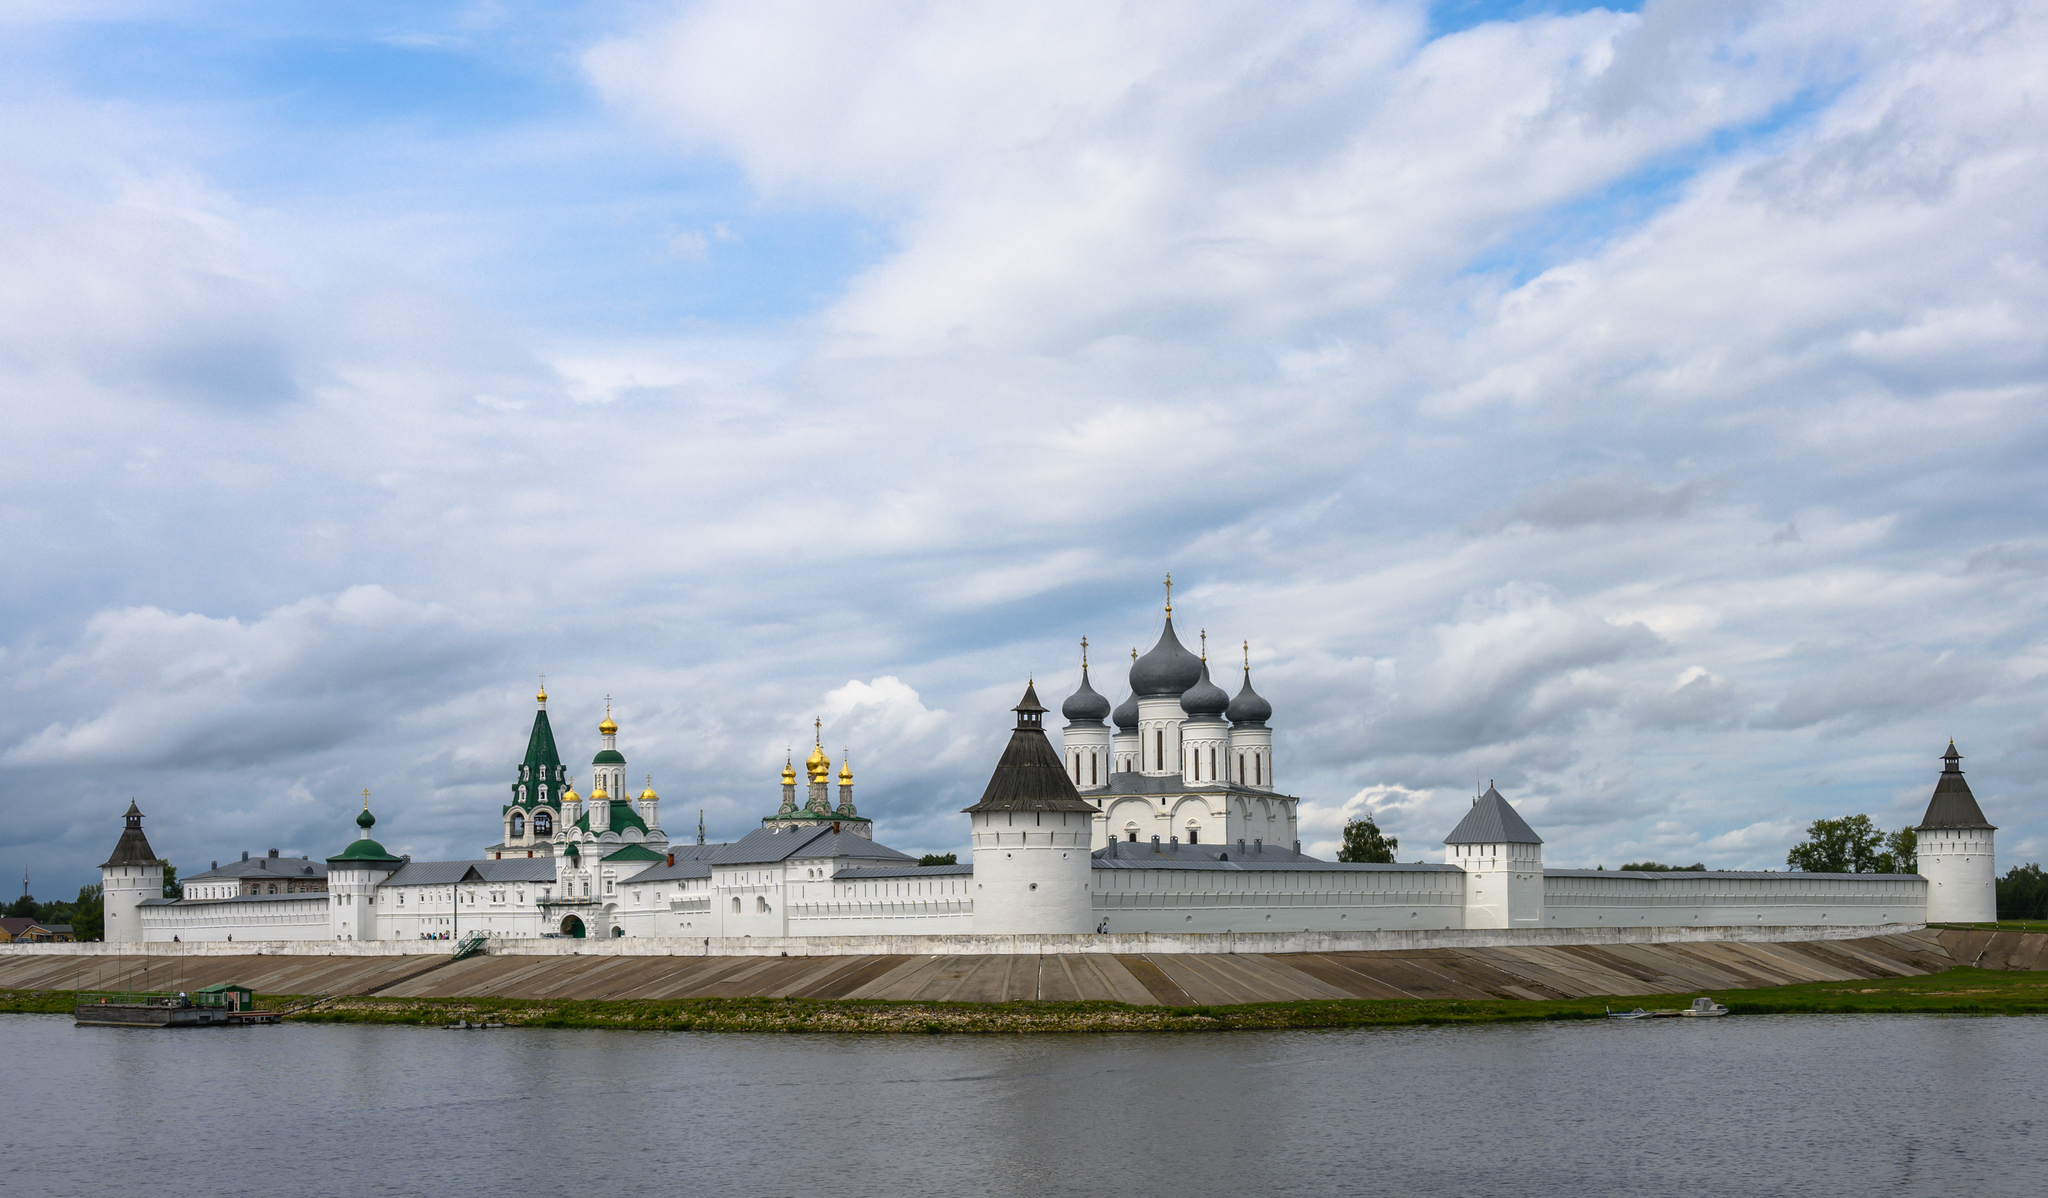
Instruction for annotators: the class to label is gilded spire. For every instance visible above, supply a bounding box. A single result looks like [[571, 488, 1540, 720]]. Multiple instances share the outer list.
[[1081, 636, 1089, 668], [1200, 628, 1207, 662], [1243, 639, 1250, 670], [1163, 572, 1173, 615], [599, 695, 616, 736], [537, 675, 547, 704], [838, 750, 853, 786], [781, 754, 797, 786]]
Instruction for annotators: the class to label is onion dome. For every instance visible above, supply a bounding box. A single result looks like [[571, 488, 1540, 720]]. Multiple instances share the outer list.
[[781, 756, 797, 786], [562, 781, 581, 805], [590, 784, 608, 801], [639, 777, 658, 802], [1180, 658, 1230, 719], [838, 755, 853, 786], [1063, 665, 1112, 724], [805, 742, 831, 784], [537, 681, 548, 704], [1227, 665, 1272, 726], [563, 840, 579, 858], [357, 807, 376, 831], [1131, 616, 1202, 698], [599, 714, 617, 735], [1112, 687, 1140, 731]]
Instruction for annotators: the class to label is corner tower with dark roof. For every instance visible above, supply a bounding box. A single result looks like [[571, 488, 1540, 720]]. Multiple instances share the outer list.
[[1916, 740, 1996, 923], [100, 801, 165, 944], [965, 682, 1097, 936]]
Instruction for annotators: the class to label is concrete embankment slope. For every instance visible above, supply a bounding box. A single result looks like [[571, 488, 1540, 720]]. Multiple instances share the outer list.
[[8, 930, 2042, 1006]]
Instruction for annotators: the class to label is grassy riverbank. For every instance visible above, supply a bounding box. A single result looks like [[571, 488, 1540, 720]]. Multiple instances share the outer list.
[[7, 967, 2047, 1033]]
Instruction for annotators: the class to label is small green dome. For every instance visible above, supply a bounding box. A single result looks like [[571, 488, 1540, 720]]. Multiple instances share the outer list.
[[357, 807, 376, 830]]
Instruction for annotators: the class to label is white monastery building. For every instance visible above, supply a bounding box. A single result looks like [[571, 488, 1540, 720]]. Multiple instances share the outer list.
[[99, 599, 1995, 946]]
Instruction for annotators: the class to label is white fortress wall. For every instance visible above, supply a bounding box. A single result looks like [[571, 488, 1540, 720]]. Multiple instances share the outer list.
[[1541, 870, 1927, 929], [139, 895, 331, 942], [787, 868, 976, 937], [1092, 863, 1467, 934], [9, 920, 1924, 960]]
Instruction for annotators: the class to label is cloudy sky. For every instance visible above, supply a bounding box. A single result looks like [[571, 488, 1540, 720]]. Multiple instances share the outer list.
[[4, 0, 2044, 897]]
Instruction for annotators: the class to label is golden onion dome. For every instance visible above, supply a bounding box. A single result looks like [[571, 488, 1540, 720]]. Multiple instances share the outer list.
[[780, 756, 797, 786], [838, 756, 853, 785], [590, 785, 609, 801], [562, 783, 580, 804], [599, 716, 617, 735], [805, 742, 830, 781], [537, 683, 548, 703], [640, 784, 658, 802]]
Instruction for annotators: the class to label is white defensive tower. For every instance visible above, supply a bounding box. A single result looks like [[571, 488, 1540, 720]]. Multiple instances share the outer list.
[[1916, 741, 1996, 924], [966, 682, 1096, 936], [1445, 784, 1545, 929], [99, 801, 165, 944]]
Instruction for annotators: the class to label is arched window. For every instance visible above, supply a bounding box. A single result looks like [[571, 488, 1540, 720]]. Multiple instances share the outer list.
[[534, 811, 553, 836], [1209, 747, 1216, 779], [1187, 828, 1199, 845], [1155, 730, 1163, 770], [510, 813, 525, 837], [1090, 754, 1098, 786], [1127, 830, 1138, 842], [1238, 754, 1245, 783], [756, 895, 769, 913], [732, 896, 741, 913]]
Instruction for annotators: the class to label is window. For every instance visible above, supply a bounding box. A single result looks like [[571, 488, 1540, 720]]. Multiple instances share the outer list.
[[1128, 831, 1138, 842], [1255, 755, 1262, 786], [510, 813, 525, 837], [1155, 730, 1163, 770], [1210, 747, 1216, 779], [535, 811, 553, 836], [1188, 829, 1199, 845], [1090, 754, 1098, 786], [756, 896, 769, 914], [1238, 754, 1245, 782], [732, 897, 741, 913]]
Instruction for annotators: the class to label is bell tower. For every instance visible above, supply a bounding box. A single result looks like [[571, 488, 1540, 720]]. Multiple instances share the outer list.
[[965, 682, 1097, 936], [1916, 741, 1996, 923]]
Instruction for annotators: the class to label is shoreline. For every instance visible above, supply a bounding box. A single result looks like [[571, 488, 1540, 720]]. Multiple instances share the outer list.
[[12, 967, 2046, 1034]]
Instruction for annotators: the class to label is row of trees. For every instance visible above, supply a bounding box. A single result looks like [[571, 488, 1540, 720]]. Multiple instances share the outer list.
[[5, 864, 179, 942], [1998, 863, 2048, 921], [1787, 815, 1917, 874], [6, 883, 105, 941]]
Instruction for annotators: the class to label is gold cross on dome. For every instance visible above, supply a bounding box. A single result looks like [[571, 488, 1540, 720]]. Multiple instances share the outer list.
[[1080, 636, 1089, 667], [361, 788, 371, 810], [1163, 573, 1173, 614]]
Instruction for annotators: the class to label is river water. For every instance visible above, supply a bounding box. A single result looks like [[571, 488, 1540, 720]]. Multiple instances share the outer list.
[[8, 1012, 2042, 1196]]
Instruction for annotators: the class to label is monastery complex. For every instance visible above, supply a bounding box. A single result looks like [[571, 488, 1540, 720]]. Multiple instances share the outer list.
[[95, 600, 1999, 950]]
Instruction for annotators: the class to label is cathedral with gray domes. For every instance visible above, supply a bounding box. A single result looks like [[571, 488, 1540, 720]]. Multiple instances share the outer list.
[[1060, 584, 1297, 853]]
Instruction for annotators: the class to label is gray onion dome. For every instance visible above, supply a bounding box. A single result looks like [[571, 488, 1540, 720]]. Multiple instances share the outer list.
[[1130, 616, 1203, 698], [1180, 659, 1230, 719], [1112, 689, 1140, 730], [1227, 666, 1272, 726], [1061, 665, 1112, 724]]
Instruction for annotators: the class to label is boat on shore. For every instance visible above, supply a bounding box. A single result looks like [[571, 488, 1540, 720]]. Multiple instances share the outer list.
[[1607, 997, 1729, 1020]]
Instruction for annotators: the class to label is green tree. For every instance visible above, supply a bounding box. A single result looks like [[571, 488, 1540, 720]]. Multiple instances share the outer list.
[[163, 863, 182, 899], [1998, 863, 2048, 921], [4, 894, 35, 919], [1338, 815, 1399, 864], [1618, 861, 1707, 872], [1875, 828, 1918, 875], [68, 884, 103, 941], [1787, 815, 1885, 873], [916, 853, 957, 867]]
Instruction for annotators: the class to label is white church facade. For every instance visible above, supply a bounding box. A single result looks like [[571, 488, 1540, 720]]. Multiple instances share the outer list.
[[99, 603, 1994, 948]]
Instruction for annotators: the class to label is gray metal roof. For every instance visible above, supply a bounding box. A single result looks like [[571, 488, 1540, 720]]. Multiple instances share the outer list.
[[1917, 745, 1995, 830], [187, 854, 328, 881], [963, 686, 1099, 815], [616, 859, 713, 882], [835, 864, 976, 879], [1544, 869, 1924, 880], [1090, 840, 1458, 873], [1443, 786, 1544, 845], [383, 859, 558, 887], [708, 826, 916, 867]]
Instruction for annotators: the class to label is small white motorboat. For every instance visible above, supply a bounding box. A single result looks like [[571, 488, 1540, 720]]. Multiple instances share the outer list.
[[1678, 997, 1729, 1017], [1606, 1006, 1654, 1019]]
